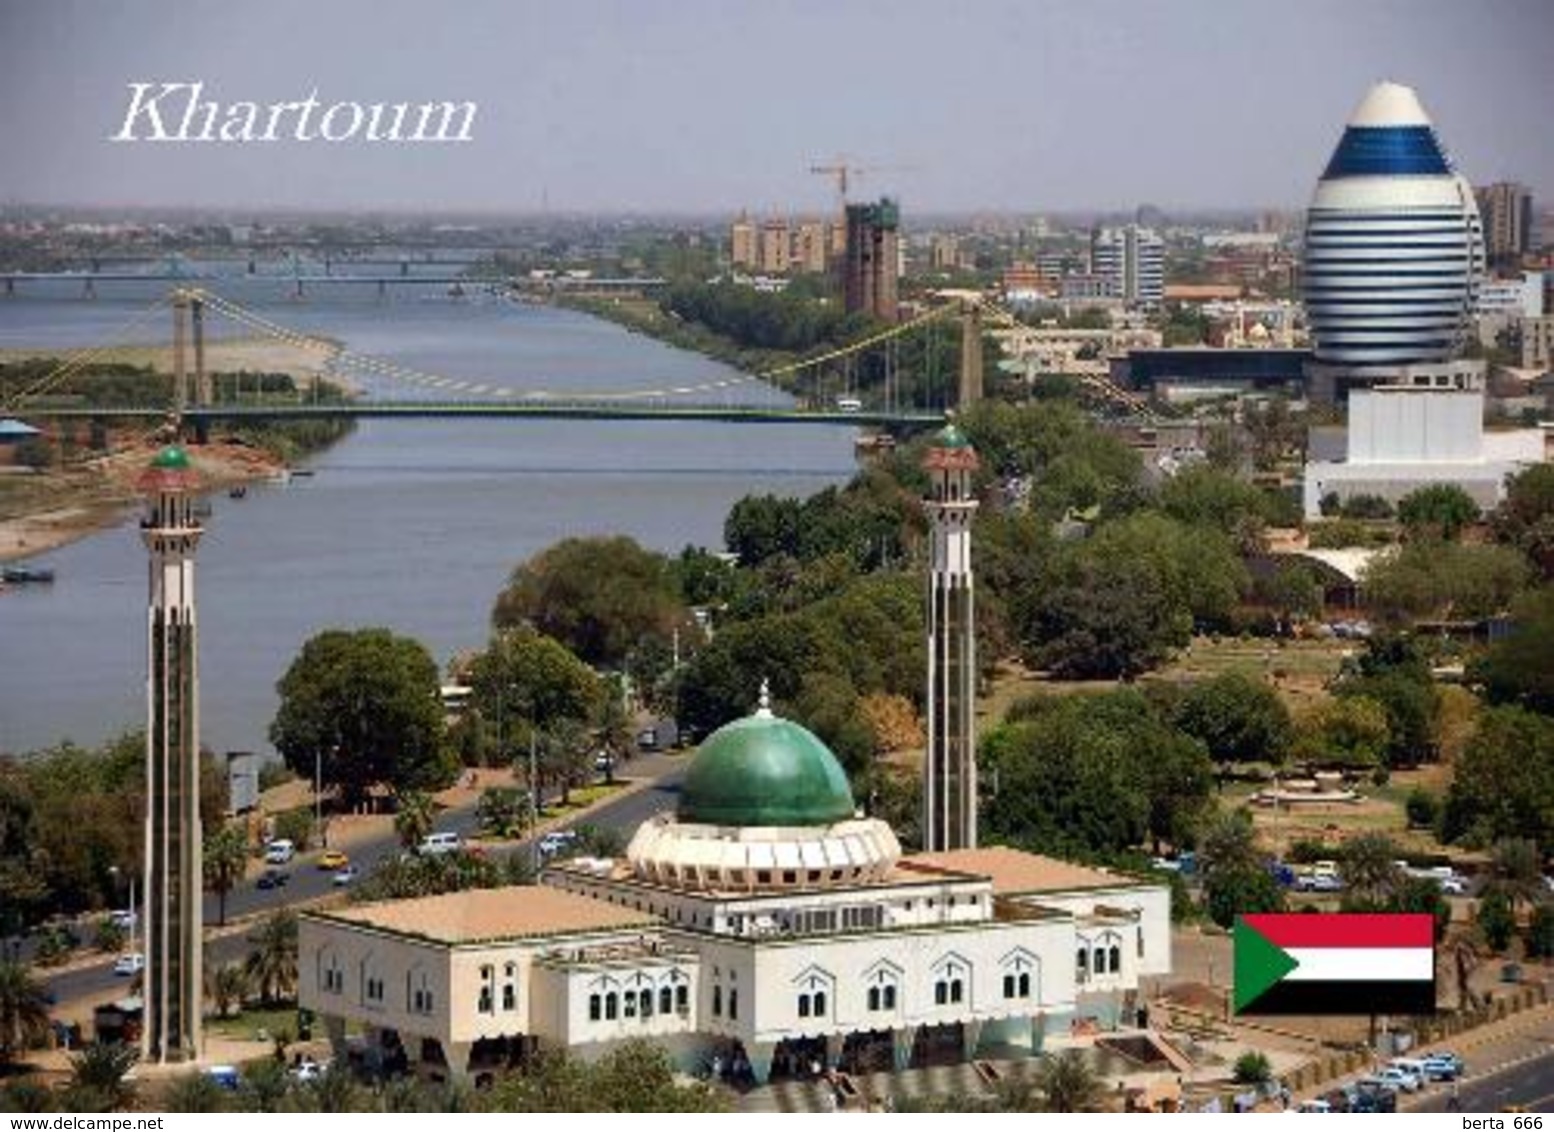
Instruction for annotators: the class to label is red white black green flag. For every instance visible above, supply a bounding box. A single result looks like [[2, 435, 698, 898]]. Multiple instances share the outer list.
[[1234, 913, 1436, 1015]]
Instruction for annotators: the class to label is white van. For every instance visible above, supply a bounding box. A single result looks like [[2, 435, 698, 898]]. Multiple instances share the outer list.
[[836, 397, 863, 413], [264, 839, 295, 865]]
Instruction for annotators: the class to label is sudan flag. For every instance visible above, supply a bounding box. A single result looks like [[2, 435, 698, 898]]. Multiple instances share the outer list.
[[1234, 913, 1436, 1015]]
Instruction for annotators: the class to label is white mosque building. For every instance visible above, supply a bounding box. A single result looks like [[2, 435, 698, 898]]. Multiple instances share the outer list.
[[298, 689, 1170, 1085]]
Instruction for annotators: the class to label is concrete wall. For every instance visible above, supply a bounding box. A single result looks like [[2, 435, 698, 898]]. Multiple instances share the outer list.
[[1348, 389, 1483, 464]]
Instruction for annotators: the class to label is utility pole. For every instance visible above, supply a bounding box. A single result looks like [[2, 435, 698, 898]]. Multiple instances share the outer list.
[[528, 731, 539, 875]]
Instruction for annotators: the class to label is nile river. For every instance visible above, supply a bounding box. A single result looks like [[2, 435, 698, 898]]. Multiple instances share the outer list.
[[0, 279, 856, 754]]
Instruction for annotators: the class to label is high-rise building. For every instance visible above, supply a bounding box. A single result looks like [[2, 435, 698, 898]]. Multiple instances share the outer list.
[[139, 440, 204, 1064], [758, 219, 790, 274], [1301, 81, 1484, 397], [922, 424, 978, 852], [1090, 225, 1164, 307], [730, 213, 758, 269], [842, 198, 900, 323], [1477, 181, 1533, 270], [792, 220, 830, 274]]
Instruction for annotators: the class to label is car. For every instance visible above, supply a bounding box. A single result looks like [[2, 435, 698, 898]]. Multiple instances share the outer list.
[[256, 868, 290, 890], [1419, 1054, 1460, 1081], [204, 1065, 241, 1091], [418, 832, 462, 856], [538, 829, 578, 857], [594, 751, 614, 773], [317, 850, 349, 871], [1150, 856, 1182, 873], [332, 864, 360, 886], [1377, 1066, 1421, 1093], [264, 838, 296, 865], [1425, 1051, 1465, 1076], [112, 952, 144, 976], [290, 1056, 326, 1083], [108, 909, 137, 930], [1296, 1098, 1331, 1113], [1439, 876, 1467, 895]]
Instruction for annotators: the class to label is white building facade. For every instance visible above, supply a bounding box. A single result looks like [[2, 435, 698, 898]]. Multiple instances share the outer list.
[[300, 707, 1170, 1085]]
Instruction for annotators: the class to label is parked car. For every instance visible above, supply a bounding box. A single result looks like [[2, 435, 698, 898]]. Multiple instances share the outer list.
[[205, 1065, 241, 1091], [1439, 876, 1468, 896], [1419, 1054, 1461, 1081], [112, 952, 144, 976], [332, 864, 360, 886], [264, 838, 296, 865], [257, 868, 290, 890], [418, 832, 462, 856], [107, 909, 137, 931], [290, 1056, 325, 1083], [1425, 1051, 1465, 1077], [317, 849, 349, 871], [594, 751, 614, 774]]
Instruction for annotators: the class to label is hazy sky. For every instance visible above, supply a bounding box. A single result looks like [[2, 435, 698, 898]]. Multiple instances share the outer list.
[[1, 0, 1549, 215]]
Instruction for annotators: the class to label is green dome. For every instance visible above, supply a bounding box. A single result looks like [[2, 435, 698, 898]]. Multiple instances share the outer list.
[[151, 444, 191, 470], [934, 422, 972, 449], [679, 710, 856, 827]]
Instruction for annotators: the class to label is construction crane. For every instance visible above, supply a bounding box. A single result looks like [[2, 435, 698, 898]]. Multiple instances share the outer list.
[[809, 159, 913, 208]]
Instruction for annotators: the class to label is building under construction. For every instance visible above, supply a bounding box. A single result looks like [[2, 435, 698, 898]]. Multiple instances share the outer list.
[[843, 197, 900, 324]]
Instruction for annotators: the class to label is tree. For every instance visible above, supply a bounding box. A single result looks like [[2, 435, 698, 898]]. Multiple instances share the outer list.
[[1158, 464, 1272, 551], [476, 786, 529, 840], [204, 823, 248, 928], [1290, 696, 1390, 770], [1361, 543, 1531, 626], [1527, 903, 1554, 960], [1440, 706, 1554, 852], [1253, 560, 1323, 627], [1199, 809, 1286, 928], [1405, 787, 1440, 829], [492, 536, 685, 668], [0, 961, 51, 1068], [1476, 889, 1516, 953], [1398, 483, 1479, 541], [245, 910, 299, 1006], [489, 1039, 724, 1112], [1488, 837, 1545, 915], [467, 627, 603, 762], [1336, 670, 1440, 768], [270, 629, 449, 810], [1472, 586, 1554, 713], [66, 1042, 138, 1111], [1233, 1051, 1273, 1085], [163, 1071, 231, 1113], [1493, 463, 1554, 578], [1173, 673, 1292, 766], [393, 790, 437, 851], [1034, 1048, 1103, 1113], [1338, 833, 1405, 908], [208, 962, 248, 1019]]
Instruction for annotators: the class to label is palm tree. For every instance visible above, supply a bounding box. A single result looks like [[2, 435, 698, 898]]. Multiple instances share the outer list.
[[393, 790, 436, 851], [67, 1041, 138, 1110], [204, 823, 250, 927], [207, 961, 249, 1019], [1036, 1049, 1103, 1113], [245, 910, 298, 1006], [1339, 832, 1405, 909], [0, 960, 52, 1067]]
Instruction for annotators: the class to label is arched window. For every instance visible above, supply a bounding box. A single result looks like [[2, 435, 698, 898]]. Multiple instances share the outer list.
[[949, 979, 963, 1004], [589, 994, 602, 1021], [1076, 948, 1088, 975], [676, 985, 689, 1012], [605, 992, 619, 1020], [868, 987, 881, 1011], [1093, 947, 1106, 974], [797, 992, 810, 1018], [883, 985, 897, 1009], [1019, 972, 1031, 997], [728, 989, 739, 1020], [660, 986, 673, 1015], [478, 986, 493, 1013], [1109, 945, 1122, 974], [812, 990, 826, 1016], [713, 985, 722, 1016]]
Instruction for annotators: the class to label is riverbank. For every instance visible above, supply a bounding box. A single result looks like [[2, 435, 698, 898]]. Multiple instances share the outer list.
[[0, 333, 350, 563]]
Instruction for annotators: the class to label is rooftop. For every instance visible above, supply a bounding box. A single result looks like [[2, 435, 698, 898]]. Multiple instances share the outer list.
[[900, 845, 1129, 895], [316, 884, 658, 944]]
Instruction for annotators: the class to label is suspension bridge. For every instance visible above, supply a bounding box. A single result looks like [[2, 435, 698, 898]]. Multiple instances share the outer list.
[[1, 285, 1148, 438]]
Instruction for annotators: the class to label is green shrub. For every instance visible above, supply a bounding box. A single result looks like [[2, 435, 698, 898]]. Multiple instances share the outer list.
[[1233, 1051, 1272, 1084]]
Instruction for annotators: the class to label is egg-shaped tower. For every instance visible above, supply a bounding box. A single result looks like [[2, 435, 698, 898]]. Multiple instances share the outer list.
[[1302, 81, 1483, 374]]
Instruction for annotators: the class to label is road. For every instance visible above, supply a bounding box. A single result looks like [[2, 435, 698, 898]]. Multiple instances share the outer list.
[[1413, 1051, 1554, 1113], [45, 756, 687, 1007]]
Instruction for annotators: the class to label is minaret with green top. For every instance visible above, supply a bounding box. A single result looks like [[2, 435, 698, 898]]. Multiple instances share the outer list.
[[922, 421, 979, 851], [138, 442, 204, 1063]]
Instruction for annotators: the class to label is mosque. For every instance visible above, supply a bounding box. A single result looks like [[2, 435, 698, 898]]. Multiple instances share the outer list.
[[298, 687, 1169, 1084], [297, 424, 1171, 1084]]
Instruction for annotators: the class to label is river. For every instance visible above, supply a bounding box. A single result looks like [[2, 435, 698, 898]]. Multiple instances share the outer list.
[[0, 278, 857, 755]]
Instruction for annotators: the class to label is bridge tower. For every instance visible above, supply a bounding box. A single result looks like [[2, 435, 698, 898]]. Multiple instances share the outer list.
[[921, 421, 980, 851], [138, 441, 205, 1064], [958, 302, 984, 409]]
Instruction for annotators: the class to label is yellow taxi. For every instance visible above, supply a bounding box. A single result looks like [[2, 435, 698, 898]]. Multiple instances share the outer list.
[[317, 849, 349, 871]]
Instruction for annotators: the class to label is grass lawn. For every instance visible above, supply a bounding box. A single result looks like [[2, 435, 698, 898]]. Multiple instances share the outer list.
[[537, 781, 625, 820], [206, 1004, 299, 1043]]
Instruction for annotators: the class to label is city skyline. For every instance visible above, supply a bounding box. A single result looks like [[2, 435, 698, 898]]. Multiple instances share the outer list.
[[1, 0, 1551, 215]]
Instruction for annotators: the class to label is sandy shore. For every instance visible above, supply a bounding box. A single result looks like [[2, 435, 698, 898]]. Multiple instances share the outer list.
[[0, 333, 349, 563]]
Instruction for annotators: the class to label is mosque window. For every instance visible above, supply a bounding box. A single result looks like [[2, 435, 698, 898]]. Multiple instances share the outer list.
[[1110, 945, 1122, 973], [757, 871, 771, 884], [949, 980, 963, 1004], [660, 987, 673, 1015], [503, 985, 516, 1011], [1138, 931, 1145, 958], [478, 987, 493, 1014], [676, 985, 689, 1013], [1093, 947, 1106, 975], [868, 987, 881, 1011], [797, 993, 810, 1018], [589, 994, 602, 1021], [783, 870, 797, 885], [1019, 972, 1031, 998], [1076, 948, 1088, 977], [713, 986, 722, 1016], [624, 991, 637, 1018], [728, 990, 738, 1019], [640, 989, 653, 1018], [605, 992, 619, 1020]]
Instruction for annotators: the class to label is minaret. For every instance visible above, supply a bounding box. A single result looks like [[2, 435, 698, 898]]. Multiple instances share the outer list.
[[922, 422, 979, 851], [139, 442, 204, 1063]]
